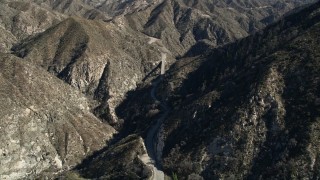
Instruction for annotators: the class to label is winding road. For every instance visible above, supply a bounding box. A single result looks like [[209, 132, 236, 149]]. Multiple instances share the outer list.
[[141, 37, 171, 180], [144, 77, 167, 180]]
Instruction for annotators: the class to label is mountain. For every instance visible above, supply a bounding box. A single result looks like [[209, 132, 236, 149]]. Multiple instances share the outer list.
[[33, 0, 111, 20], [62, 1, 320, 179], [140, 2, 319, 179], [33, 0, 156, 19], [0, 53, 115, 179], [11, 16, 175, 128], [124, 0, 316, 56], [76, 134, 152, 179], [0, 0, 319, 179], [2, 0, 314, 55], [0, 0, 155, 53], [0, 0, 65, 53], [9, 0, 315, 129]]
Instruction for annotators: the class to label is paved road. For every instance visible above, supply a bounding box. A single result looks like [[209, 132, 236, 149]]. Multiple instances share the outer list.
[[145, 74, 171, 180], [142, 37, 171, 180]]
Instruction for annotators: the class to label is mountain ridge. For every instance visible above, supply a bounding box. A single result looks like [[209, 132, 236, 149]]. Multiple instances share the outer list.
[[0, 0, 319, 179], [155, 2, 320, 178]]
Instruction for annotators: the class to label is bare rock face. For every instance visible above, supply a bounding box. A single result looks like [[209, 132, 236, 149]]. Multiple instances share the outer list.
[[0, 54, 115, 179]]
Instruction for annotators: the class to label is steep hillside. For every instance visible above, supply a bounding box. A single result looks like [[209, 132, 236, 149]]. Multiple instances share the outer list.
[[76, 134, 152, 179], [0, 0, 65, 52], [1, 0, 319, 179], [33, 0, 156, 20], [93, 0, 159, 17], [125, 0, 316, 56], [6, 0, 313, 57], [158, 2, 320, 179], [33, 0, 111, 20], [12, 16, 175, 128], [0, 54, 115, 179], [115, 2, 320, 179], [0, 26, 16, 53]]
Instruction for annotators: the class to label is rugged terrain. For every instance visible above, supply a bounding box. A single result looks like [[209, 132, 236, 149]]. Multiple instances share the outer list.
[[9, 0, 311, 128], [76, 1, 319, 179], [125, 0, 317, 56], [11, 16, 175, 128], [154, 2, 320, 179], [0, 54, 115, 179], [0, 0, 65, 53], [0, 0, 319, 179]]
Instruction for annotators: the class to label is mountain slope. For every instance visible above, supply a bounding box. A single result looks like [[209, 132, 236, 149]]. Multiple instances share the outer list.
[[125, 0, 317, 56], [157, 2, 320, 179], [1, 0, 314, 55], [33, 0, 111, 20], [12, 16, 175, 128], [114, 2, 320, 179], [33, 0, 156, 20], [1, 0, 319, 179], [77, 134, 153, 179], [0, 53, 115, 179], [0, 0, 65, 52]]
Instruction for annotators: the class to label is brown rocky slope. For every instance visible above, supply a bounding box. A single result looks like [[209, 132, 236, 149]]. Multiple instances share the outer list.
[[125, 0, 317, 56], [0, 53, 115, 179], [0, 0, 66, 53], [0, 0, 318, 179], [12, 16, 175, 128]]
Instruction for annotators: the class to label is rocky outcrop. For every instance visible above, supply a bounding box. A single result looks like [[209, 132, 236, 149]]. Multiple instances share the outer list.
[[0, 54, 115, 179], [77, 135, 152, 179]]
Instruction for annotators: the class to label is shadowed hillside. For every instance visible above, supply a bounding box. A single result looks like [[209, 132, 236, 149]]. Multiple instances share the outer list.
[[156, 2, 320, 179], [0, 0, 319, 179]]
